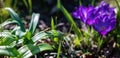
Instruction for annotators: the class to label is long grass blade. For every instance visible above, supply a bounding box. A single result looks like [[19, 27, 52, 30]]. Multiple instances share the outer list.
[[23, 0, 28, 9], [56, 0, 82, 39], [91, 0, 95, 6], [57, 42, 61, 58], [60, 6, 82, 39], [115, 0, 120, 10], [28, 0, 32, 13]]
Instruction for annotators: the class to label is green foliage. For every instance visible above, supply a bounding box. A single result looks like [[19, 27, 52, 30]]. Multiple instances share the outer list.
[[0, 43, 53, 57], [61, 6, 82, 38], [4, 0, 19, 10], [1, 19, 16, 27], [0, 46, 19, 57], [114, 0, 120, 48], [1, 0, 120, 57], [51, 17, 55, 30], [91, 0, 95, 6], [29, 13, 40, 35], [0, 8, 9, 23], [57, 42, 61, 58], [18, 43, 53, 58], [57, 0, 82, 40], [115, 0, 120, 10], [5, 8, 26, 32], [4, 0, 13, 7], [0, 31, 17, 46], [0, 7, 54, 58], [51, 17, 62, 58], [23, 0, 32, 14], [56, 0, 116, 56]]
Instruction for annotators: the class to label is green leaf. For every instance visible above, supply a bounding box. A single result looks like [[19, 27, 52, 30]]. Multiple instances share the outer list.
[[25, 31, 32, 40], [18, 43, 53, 58], [51, 17, 55, 30], [5, 8, 25, 32], [32, 31, 48, 42], [1, 20, 16, 27], [57, 0, 61, 9], [0, 46, 19, 57], [0, 32, 17, 46], [12, 26, 26, 38], [32, 30, 62, 42], [51, 18, 58, 42], [23, 31, 33, 44], [29, 13, 40, 35], [47, 30, 63, 39], [53, 30, 59, 43]]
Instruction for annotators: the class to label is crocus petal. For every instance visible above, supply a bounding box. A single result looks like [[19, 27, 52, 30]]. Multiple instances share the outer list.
[[72, 6, 96, 25]]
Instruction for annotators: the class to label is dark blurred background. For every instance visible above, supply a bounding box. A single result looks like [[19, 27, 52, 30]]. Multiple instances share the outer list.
[[1, 0, 119, 31]]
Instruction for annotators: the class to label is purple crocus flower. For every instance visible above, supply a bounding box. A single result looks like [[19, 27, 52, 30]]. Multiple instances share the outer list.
[[72, 6, 97, 25], [72, 1, 116, 35], [93, 16, 116, 35], [93, 1, 116, 35]]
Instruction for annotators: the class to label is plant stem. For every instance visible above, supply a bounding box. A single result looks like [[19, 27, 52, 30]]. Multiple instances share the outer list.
[[91, 0, 95, 6], [115, 0, 120, 10], [79, 0, 82, 5], [57, 41, 61, 58], [0, 9, 3, 32]]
